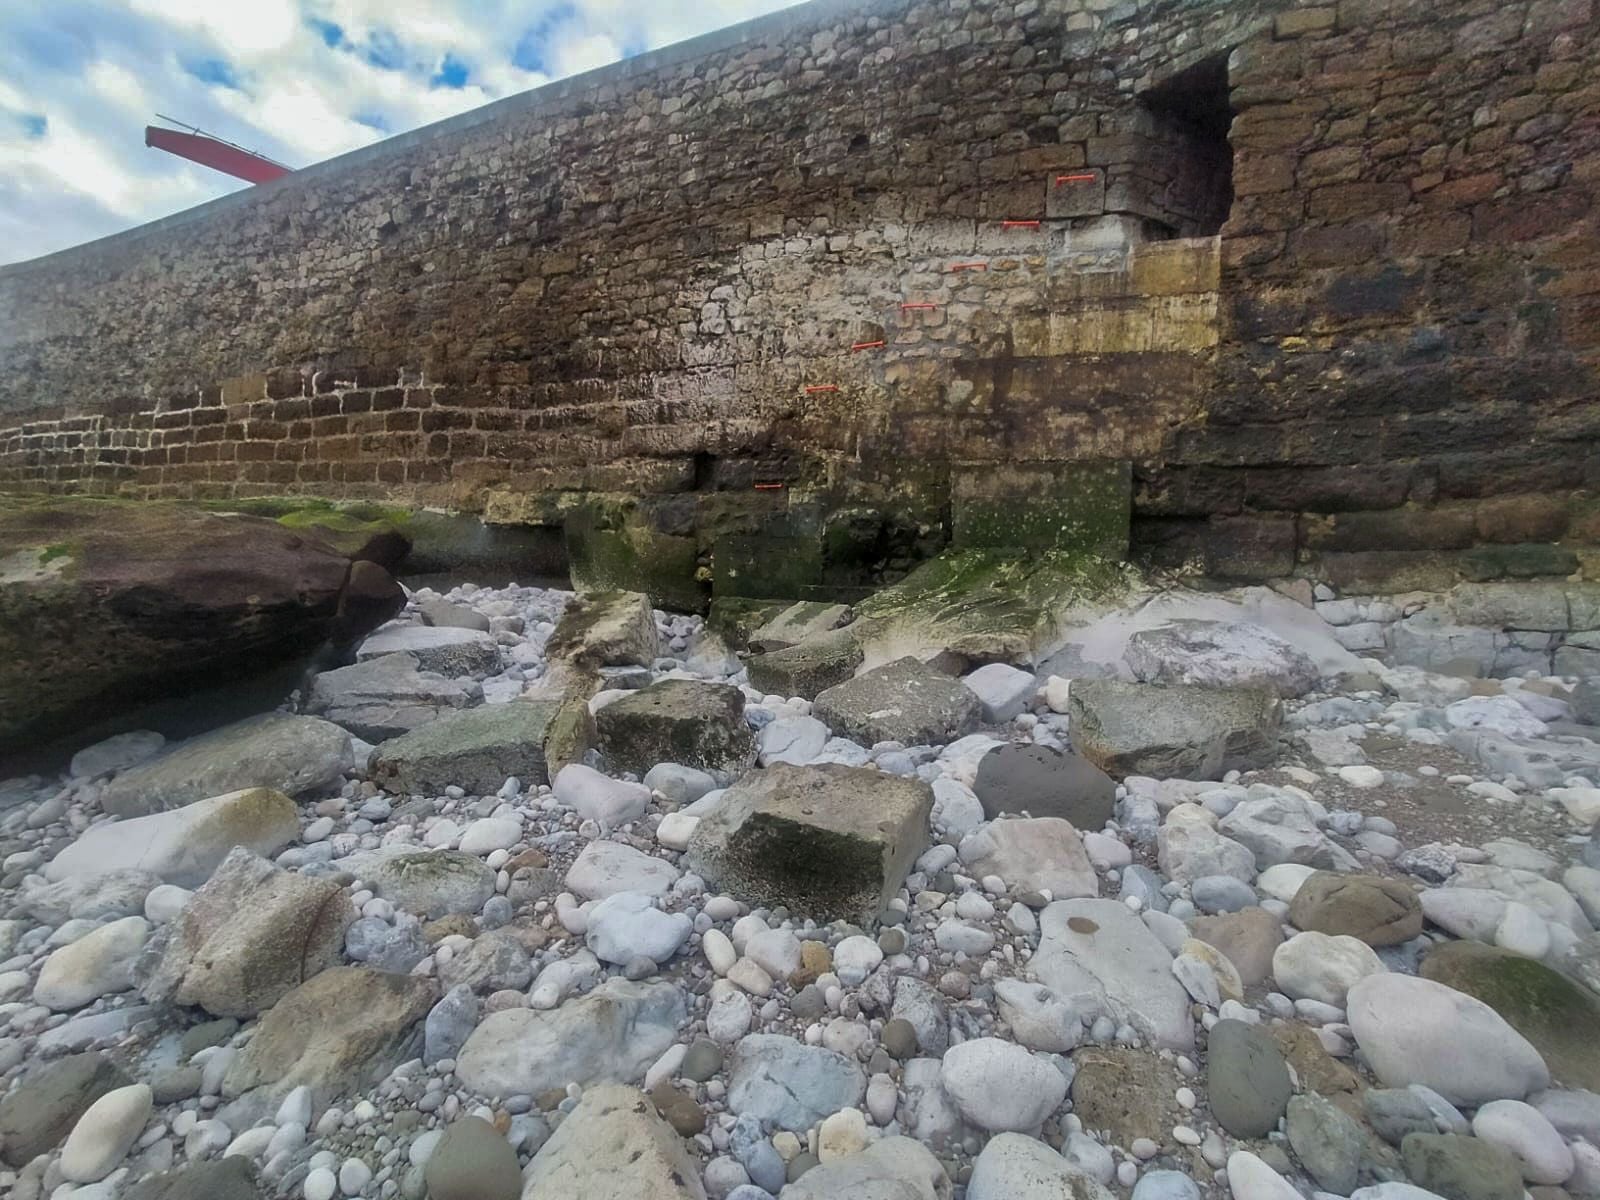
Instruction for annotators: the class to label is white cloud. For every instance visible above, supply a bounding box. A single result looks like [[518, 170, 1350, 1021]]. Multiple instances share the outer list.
[[0, 0, 803, 264]]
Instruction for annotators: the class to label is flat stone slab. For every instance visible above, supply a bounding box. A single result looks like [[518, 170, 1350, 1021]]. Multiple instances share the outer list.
[[306, 652, 481, 742], [455, 980, 684, 1098], [222, 966, 437, 1103], [687, 763, 932, 925], [594, 679, 755, 776], [97, 714, 353, 818], [1069, 680, 1281, 780], [813, 656, 981, 747], [1030, 897, 1194, 1051], [1126, 620, 1321, 698], [745, 627, 864, 700], [368, 699, 579, 794], [750, 602, 853, 653], [356, 625, 501, 676]]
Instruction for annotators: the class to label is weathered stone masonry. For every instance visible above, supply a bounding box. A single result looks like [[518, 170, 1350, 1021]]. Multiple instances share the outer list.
[[0, 0, 1596, 604]]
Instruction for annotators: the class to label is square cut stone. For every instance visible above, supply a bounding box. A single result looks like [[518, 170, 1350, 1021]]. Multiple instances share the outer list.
[[686, 763, 932, 925], [595, 678, 756, 776]]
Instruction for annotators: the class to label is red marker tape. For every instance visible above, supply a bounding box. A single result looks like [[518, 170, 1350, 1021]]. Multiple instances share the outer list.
[[949, 261, 988, 272], [1001, 220, 1042, 229], [1056, 172, 1097, 185], [851, 340, 886, 351], [754, 482, 785, 491], [804, 385, 839, 394], [900, 303, 938, 311]]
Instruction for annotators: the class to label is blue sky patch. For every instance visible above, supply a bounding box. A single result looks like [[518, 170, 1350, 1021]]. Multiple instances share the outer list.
[[354, 111, 391, 133], [308, 17, 344, 48], [183, 57, 241, 90], [21, 113, 48, 138], [432, 53, 470, 88], [513, 2, 580, 73]]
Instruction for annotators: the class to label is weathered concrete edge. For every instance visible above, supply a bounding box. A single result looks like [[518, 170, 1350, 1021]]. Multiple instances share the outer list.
[[0, 0, 918, 278]]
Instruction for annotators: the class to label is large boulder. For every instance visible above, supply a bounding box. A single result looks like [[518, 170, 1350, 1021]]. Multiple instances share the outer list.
[[746, 627, 865, 700], [1346, 973, 1551, 1105], [0, 498, 401, 755], [686, 764, 931, 925], [455, 979, 684, 1097], [814, 657, 981, 747], [1030, 898, 1193, 1051], [1068, 681, 1281, 779], [305, 652, 482, 742], [967, 1132, 1110, 1200], [517, 1085, 705, 1200], [1420, 941, 1600, 1091], [544, 591, 660, 669], [594, 679, 756, 776], [222, 966, 436, 1102], [97, 714, 353, 818], [368, 699, 589, 794], [1126, 620, 1321, 698], [45, 788, 299, 888], [141, 847, 354, 1017], [1289, 872, 1424, 946]]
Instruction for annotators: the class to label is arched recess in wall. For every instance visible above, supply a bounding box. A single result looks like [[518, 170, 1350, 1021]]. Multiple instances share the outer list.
[[1136, 51, 1235, 239]]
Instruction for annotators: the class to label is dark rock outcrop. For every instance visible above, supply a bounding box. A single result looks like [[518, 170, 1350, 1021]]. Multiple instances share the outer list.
[[0, 498, 403, 756]]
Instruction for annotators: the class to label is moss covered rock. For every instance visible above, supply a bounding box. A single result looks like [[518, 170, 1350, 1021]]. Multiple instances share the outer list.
[[595, 679, 756, 777], [368, 699, 583, 794], [0, 497, 397, 756], [686, 763, 932, 925], [1420, 941, 1600, 1090], [850, 548, 1132, 669], [746, 626, 864, 700]]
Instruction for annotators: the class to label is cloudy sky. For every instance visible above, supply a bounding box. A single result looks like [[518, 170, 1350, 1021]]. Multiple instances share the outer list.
[[0, 1, 800, 264]]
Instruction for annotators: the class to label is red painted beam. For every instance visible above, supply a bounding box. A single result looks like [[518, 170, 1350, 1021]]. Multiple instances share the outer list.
[[144, 127, 291, 185]]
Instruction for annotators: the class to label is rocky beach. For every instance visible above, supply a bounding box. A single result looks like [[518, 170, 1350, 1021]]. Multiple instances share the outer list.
[[2, 549, 1600, 1200]]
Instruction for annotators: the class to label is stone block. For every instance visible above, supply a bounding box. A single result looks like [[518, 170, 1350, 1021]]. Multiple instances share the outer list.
[[368, 699, 582, 794], [814, 656, 982, 747], [749, 601, 853, 652], [565, 508, 704, 614], [594, 678, 756, 776], [545, 590, 660, 669], [687, 763, 932, 924], [745, 627, 864, 700], [952, 461, 1131, 557], [1068, 680, 1282, 780]]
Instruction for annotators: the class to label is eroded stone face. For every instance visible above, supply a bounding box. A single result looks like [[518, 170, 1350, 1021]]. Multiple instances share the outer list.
[[594, 679, 756, 777], [686, 763, 932, 926]]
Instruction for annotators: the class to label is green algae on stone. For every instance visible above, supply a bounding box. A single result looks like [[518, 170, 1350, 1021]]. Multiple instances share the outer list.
[[849, 547, 1134, 667], [951, 460, 1132, 557], [1420, 940, 1600, 1090]]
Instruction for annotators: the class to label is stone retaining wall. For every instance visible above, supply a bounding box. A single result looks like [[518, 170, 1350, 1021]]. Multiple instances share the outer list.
[[0, 0, 1595, 604]]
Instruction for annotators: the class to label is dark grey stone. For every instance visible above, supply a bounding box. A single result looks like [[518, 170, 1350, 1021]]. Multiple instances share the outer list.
[[1207, 1018, 1292, 1138], [973, 743, 1115, 829], [0, 1051, 133, 1167]]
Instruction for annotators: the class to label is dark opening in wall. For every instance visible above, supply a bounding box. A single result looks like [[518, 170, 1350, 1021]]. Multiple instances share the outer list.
[[1138, 52, 1235, 237]]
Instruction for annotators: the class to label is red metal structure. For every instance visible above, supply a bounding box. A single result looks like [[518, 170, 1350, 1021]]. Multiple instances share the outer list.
[[144, 119, 291, 185]]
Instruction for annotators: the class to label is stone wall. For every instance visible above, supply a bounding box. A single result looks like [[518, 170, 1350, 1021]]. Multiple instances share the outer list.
[[0, 0, 1595, 605]]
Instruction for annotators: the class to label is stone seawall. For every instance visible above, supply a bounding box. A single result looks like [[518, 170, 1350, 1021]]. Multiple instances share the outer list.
[[0, 0, 1595, 604]]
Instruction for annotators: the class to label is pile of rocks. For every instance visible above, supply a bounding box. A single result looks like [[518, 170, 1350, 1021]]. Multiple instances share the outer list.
[[1, 578, 1598, 1200]]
